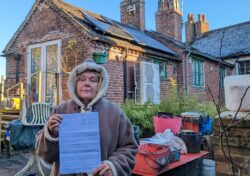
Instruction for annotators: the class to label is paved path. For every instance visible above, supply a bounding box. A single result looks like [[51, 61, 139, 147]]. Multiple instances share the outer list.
[[0, 153, 29, 176]]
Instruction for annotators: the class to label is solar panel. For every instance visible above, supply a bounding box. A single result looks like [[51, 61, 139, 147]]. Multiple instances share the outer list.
[[84, 13, 176, 55]]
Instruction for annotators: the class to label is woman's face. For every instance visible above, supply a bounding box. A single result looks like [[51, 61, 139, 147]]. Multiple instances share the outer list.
[[76, 71, 100, 103]]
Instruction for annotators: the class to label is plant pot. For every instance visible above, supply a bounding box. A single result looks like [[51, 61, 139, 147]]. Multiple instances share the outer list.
[[93, 52, 107, 64]]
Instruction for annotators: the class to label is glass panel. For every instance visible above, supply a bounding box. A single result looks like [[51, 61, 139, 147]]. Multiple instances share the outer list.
[[192, 61, 195, 85], [220, 67, 225, 88], [196, 61, 199, 85], [46, 44, 58, 104], [159, 62, 166, 78], [31, 47, 41, 102], [200, 62, 204, 86], [153, 59, 166, 80], [192, 59, 204, 86]]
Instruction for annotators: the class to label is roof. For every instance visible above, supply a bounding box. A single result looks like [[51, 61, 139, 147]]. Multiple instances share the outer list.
[[146, 30, 234, 67], [191, 21, 250, 59], [3, 0, 177, 58]]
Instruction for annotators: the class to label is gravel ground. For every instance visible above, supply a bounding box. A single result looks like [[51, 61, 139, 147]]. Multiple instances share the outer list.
[[0, 152, 51, 176], [0, 153, 29, 176]]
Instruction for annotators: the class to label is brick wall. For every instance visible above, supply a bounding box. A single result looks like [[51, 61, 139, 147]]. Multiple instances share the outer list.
[[212, 111, 250, 176], [4, 0, 180, 106], [187, 60, 221, 102], [145, 31, 233, 103], [156, 11, 182, 41], [120, 0, 145, 31], [4, 1, 126, 105]]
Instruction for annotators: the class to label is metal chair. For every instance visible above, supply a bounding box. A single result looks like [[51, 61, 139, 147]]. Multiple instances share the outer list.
[[21, 102, 53, 126], [15, 101, 53, 176]]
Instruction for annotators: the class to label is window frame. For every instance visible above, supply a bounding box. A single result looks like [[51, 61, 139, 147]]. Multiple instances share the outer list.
[[219, 66, 226, 89], [153, 59, 167, 80], [192, 57, 205, 87], [238, 60, 250, 75], [27, 40, 62, 103]]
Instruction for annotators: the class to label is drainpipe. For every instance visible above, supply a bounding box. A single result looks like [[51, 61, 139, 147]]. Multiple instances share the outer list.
[[15, 54, 21, 84], [234, 57, 239, 75], [122, 47, 128, 101], [185, 49, 191, 96]]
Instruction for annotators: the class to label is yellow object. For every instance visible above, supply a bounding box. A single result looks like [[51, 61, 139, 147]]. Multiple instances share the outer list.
[[11, 98, 20, 110]]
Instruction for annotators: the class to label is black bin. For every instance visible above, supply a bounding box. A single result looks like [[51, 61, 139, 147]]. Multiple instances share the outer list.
[[180, 131, 202, 153]]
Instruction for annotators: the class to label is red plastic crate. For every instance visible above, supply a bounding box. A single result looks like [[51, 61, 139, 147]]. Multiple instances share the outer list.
[[133, 143, 170, 175], [153, 116, 182, 134]]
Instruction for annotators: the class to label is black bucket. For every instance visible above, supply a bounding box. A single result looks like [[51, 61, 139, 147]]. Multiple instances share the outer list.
[[180, 131, 202, 153]]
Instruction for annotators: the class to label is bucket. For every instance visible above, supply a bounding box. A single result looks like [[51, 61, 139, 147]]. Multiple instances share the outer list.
[[201, 159, 215, 176], [181, 112, 202, 132], [133, 143, 170, 175], [180, 131, 202, 153]]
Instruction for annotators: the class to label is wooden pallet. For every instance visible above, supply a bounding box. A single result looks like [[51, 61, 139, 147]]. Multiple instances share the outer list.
[[0, 109, 20, 151]]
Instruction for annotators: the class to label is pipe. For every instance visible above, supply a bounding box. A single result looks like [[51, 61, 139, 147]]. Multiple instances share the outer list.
[[15, 54, 21, 84], [122, 47, 128, 101], [185, 49, 191, 96]]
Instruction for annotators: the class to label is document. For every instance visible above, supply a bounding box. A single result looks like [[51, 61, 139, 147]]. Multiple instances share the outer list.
[[59, 112, 101, 174]]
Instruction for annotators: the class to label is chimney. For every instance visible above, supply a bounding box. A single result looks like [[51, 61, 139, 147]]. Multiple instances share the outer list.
[[120, 0, 145, 31], [156, 0, 182, 41], [185, 14, 195, 43], [195, 14, 209, 37]]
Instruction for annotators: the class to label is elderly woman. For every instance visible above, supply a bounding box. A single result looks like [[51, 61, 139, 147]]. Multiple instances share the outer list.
[[36, 59, 138, 176]]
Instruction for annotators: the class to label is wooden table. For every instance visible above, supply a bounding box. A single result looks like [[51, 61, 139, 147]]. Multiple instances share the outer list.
[[132, 151, 208, 176]]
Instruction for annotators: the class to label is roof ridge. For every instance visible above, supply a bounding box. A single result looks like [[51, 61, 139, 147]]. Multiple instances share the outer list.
[[201, 20, 250, 36]]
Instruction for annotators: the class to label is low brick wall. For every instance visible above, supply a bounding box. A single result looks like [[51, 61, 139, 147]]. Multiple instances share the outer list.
[[212, 111, 250, 176]]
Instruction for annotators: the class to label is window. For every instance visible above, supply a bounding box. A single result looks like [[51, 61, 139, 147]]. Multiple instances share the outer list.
[[153, 59, 167, 80], [239, 60, 250, 74], [28, 40, 61, 104], [220, 67, 226, 88], [192, 58, 204, 86]]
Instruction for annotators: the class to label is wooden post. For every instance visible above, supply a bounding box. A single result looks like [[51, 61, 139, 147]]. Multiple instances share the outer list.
[[0, 111, 2, 151], [0, 76, 4, 102], [20, 82, 24, 101]]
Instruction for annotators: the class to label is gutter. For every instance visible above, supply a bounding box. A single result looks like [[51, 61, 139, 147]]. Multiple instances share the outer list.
[[185, 49, 191, 96], [122, 47, 128, 102]]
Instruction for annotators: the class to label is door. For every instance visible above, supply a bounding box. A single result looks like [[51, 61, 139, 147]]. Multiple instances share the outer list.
[[27, 40, 62, 104]]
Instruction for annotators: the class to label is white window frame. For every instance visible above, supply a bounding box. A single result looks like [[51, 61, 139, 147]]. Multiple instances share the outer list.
[[27, 39, 62, 103]]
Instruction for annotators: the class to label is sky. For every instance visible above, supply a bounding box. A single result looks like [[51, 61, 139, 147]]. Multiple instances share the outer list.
[[0, 0, 250, 80]]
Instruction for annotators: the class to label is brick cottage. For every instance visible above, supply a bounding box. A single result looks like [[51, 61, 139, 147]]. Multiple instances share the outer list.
[[3, 0, 249, 106]]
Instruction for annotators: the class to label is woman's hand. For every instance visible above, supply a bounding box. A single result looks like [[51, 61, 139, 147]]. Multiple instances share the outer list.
[[47, 114, 62, 137], [92, 163, 113, 176]]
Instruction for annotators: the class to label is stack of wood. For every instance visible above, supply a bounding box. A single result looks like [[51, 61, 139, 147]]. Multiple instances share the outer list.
[[212, 111, 250, 176], [0, 109, 21, 152]]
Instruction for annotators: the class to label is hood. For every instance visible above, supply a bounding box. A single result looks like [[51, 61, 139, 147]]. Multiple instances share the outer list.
[[67, 59, 109, 112]]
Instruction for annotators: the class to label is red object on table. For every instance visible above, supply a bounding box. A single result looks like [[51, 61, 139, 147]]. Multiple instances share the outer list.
[[153, 116, 182, 134], [183, 121, 199, 132], [132, 151, 208, 176], [133, 144, 171, 175]]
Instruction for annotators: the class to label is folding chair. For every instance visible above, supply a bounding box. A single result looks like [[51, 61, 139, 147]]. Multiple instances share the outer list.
[[15, 101, 53, 176]]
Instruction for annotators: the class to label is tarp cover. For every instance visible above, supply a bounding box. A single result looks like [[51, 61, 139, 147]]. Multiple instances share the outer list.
[[10, 107, 42, 150]]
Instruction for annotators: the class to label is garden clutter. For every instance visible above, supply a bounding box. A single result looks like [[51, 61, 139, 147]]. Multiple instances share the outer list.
[[151, 129, 187, 154], [153, 112, 182, 134], [133, 143, 171, 175]]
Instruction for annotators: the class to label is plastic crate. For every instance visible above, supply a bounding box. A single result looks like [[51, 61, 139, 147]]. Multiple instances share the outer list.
[[133, 143, 170, 175], [200, 118, 214, 135], [153, 116, 182, 134]]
